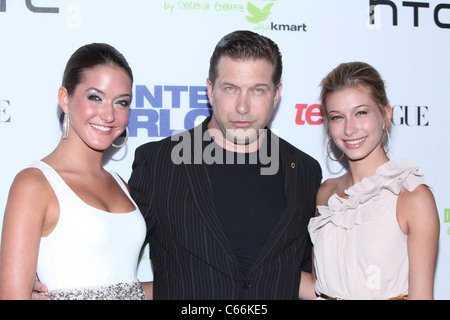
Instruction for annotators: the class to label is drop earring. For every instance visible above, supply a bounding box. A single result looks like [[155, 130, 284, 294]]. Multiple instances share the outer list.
[[383, 130, 390, 154], [62, 112, 70, 139]]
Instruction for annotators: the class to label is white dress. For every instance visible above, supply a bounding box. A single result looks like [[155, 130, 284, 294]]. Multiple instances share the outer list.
[[308, 159, 430, 300], [31, 161, 147, 300]]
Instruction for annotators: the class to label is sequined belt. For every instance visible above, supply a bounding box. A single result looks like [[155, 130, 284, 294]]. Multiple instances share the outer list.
[[319, 293, 408, 300], [42, 280, 146, 300]]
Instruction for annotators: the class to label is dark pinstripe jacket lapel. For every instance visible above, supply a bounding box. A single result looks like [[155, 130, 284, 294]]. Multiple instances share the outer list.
[[245, 132, 304, 275], [182, 160, 242, 270], [181, 120, 242, 271]]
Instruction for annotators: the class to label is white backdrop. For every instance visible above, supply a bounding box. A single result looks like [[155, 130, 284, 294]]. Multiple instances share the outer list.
[[1, 0, 448, 299]]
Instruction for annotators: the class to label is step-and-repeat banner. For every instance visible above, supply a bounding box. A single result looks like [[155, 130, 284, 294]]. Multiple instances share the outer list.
[[1, 1, 449, 299]]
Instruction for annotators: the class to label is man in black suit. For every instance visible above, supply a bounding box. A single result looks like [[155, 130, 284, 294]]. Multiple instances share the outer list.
[[129, 30, 322, 299]]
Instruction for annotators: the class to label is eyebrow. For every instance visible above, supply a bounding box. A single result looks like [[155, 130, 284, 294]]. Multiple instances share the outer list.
[[221, 81, 271, 88], [85, 87, 132, 98], [328, 104, 370, 113]]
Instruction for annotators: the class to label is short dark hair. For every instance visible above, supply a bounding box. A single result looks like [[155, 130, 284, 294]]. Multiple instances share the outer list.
[[62, 43, 133, 95], [208, 30, 282, 88]]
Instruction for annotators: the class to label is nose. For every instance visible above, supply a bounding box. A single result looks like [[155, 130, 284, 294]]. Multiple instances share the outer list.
[[344, 118, 357, 136], [235, 92, 250, 115], [100, 102, 115, 123]]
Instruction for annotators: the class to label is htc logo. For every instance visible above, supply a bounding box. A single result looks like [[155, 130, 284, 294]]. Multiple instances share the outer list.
[[369, 0, 450, 28], [0, 0, 59, 13]]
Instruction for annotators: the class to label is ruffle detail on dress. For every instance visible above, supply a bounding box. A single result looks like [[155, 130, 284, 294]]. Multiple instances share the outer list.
[[308, 159, 428, 237]]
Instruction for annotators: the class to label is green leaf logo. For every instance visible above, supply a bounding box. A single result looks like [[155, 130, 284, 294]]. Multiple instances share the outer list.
[[246, 2, 274, 24]]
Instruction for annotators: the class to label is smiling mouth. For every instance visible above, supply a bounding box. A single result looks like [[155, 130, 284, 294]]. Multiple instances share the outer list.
[[91, 123, 113, 133], [344, 137, 366, 147]]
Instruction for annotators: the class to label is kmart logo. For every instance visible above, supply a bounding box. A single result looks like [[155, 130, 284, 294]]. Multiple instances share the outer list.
[[246, 1, 308, 32]]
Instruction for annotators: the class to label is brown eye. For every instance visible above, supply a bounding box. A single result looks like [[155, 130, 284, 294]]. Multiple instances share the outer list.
[[355, 111, 367, 116], [88, 95, 101, 102], [116, 100, 130, 107], [330, 115, 342, 121]]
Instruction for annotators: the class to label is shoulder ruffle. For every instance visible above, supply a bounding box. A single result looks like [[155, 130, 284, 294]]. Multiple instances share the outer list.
[[308, 159, 429, 236]]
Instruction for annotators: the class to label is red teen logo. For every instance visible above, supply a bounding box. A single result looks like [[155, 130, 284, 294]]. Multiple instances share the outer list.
[[295, 104, 323, 125]]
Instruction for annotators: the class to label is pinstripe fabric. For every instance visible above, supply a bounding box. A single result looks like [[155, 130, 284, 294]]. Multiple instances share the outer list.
[[129, 118, 322, 299]]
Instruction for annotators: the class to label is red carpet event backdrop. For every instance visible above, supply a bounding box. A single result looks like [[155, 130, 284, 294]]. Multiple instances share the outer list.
[[1, 1, 449, 299]]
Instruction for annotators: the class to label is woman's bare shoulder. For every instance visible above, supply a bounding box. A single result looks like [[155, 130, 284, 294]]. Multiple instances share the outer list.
[[316, 176, 343, 207], [12, 167, 48, 188], [7, 167, 53, 207]]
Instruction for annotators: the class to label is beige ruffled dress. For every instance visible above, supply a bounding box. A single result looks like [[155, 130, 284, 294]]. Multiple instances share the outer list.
[[308, 159, 430, 300]]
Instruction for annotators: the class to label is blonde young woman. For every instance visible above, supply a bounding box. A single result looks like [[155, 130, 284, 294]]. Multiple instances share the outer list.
[[0, 43, 151, 299], [306, 62, 439, 300]]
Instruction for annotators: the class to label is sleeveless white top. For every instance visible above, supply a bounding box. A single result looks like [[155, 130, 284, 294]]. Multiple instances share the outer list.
[[308, 159, 430, 300], [32, 161, 146, 291]]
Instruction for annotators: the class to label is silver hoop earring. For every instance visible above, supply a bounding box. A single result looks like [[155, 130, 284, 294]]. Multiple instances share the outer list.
[[62, 112, 70, 139], [384, 130, 390, 154], [327, 136, 345, 162], [112, 126, 129, 148]]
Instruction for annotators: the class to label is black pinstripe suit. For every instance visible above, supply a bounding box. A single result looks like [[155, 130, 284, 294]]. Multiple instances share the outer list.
[[129, 118, 322, 299]]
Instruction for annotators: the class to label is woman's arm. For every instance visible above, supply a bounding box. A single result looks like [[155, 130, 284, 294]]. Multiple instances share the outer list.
[[397, 184, 439, 300], [299, 271, 317, 300], [141, 281, 153, 300], [0, 169, 51, 299]]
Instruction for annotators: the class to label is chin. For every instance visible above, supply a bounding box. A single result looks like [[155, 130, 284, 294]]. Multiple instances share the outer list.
[[346, 153, 371, 162], [87, 141, 113, 152], [226, 131, 257, 145], [234, 134, 259, 146]]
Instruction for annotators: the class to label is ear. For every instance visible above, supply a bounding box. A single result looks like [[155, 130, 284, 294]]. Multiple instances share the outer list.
[[206, 78, 214, 106], [58, 86, 70, 113], [273, 82, 282, 107], [383, 105, 393, 130]]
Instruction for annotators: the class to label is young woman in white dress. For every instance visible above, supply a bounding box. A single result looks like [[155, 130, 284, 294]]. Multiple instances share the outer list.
[[0, 43, 152, 299], [303, 62, 439, 300]]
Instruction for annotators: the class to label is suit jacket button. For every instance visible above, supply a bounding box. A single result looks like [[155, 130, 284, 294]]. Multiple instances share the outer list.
[[242, 281, 251, 290]]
